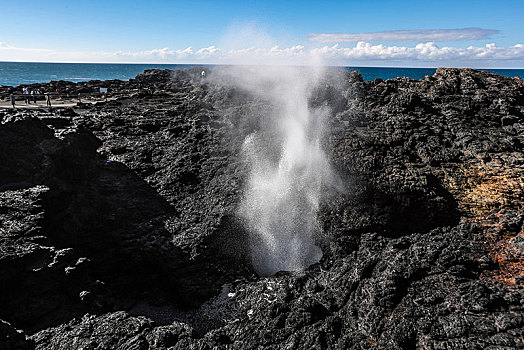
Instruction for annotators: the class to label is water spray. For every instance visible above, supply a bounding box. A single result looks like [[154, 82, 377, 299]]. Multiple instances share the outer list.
[[221, 66, 334, 276]]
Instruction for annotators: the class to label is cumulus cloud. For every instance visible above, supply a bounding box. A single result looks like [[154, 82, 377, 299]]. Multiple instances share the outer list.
[[310, 42, 524, 62], [1, 40, 524, 67], [309, 28, 499, 43], [195, 45, 221, 58]]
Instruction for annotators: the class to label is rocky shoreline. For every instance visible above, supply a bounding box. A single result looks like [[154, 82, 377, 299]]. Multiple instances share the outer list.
[[0, 67, 523, 349]]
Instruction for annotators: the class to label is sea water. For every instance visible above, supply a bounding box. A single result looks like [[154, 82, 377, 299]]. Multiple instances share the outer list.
[[1, 61, 523, 87]]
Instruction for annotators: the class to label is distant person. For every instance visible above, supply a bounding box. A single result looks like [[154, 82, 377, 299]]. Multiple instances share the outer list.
[[10, 94, 15, 108], [23, 88, 29, 104], [31, 90, 36, 103], [46, 93, 52, 107], [201, 70, 206, 80]]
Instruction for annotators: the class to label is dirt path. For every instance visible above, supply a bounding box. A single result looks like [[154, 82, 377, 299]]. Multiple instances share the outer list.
[[0, 97, 117, 109]]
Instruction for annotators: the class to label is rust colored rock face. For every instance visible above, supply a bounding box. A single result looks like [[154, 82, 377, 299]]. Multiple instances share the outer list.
[[443, 159, 524, 284]]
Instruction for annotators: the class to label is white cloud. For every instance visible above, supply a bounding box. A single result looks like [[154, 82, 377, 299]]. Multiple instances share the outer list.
[[309, 28, 498, 43], [0, 41, 52, 53], [227, 45, 305, 58], [195, 45, 221, 58], [1, 41, 524, 67], [176, 47, 194, 57], [309, 42, 524, 62]]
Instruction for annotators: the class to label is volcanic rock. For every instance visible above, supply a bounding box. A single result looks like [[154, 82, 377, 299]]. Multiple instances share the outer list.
[[0, 67, 522, 349]]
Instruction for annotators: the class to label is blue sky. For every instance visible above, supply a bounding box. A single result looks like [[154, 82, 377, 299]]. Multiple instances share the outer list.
[[1, 0, 523, 67]]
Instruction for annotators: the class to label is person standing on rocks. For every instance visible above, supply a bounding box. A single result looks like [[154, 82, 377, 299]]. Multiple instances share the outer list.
[[201, 70, 206, 80], [23, 88, 29, 104], [45, 93, 52, 107], [9, 93, 15, 108]]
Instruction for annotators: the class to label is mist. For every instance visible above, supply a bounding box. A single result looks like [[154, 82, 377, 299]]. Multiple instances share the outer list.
[[210, 63, 337, 276], [207, 27, 339, 276]]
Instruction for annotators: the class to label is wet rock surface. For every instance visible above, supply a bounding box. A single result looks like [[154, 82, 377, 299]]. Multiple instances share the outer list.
[[0, 67, 523, 349]]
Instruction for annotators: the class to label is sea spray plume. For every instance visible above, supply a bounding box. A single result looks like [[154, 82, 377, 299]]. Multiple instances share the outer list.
[[215, 65, 336, 276]]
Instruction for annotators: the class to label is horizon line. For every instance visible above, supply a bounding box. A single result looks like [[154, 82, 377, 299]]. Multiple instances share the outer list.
[[1, 60, 524, 70]]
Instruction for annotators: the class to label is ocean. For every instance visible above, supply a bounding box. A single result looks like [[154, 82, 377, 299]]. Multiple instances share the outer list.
[[1, 61, 523, 87]]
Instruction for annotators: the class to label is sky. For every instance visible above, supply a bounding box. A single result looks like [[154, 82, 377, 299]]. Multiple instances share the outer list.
[[1, 0, 523, 68]]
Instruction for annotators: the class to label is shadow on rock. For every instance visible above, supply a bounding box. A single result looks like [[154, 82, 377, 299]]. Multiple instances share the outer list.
[[0, 116, 252, 334]]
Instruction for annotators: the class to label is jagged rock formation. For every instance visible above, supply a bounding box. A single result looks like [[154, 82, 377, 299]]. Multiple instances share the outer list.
[[0, 67, 522, 349]]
